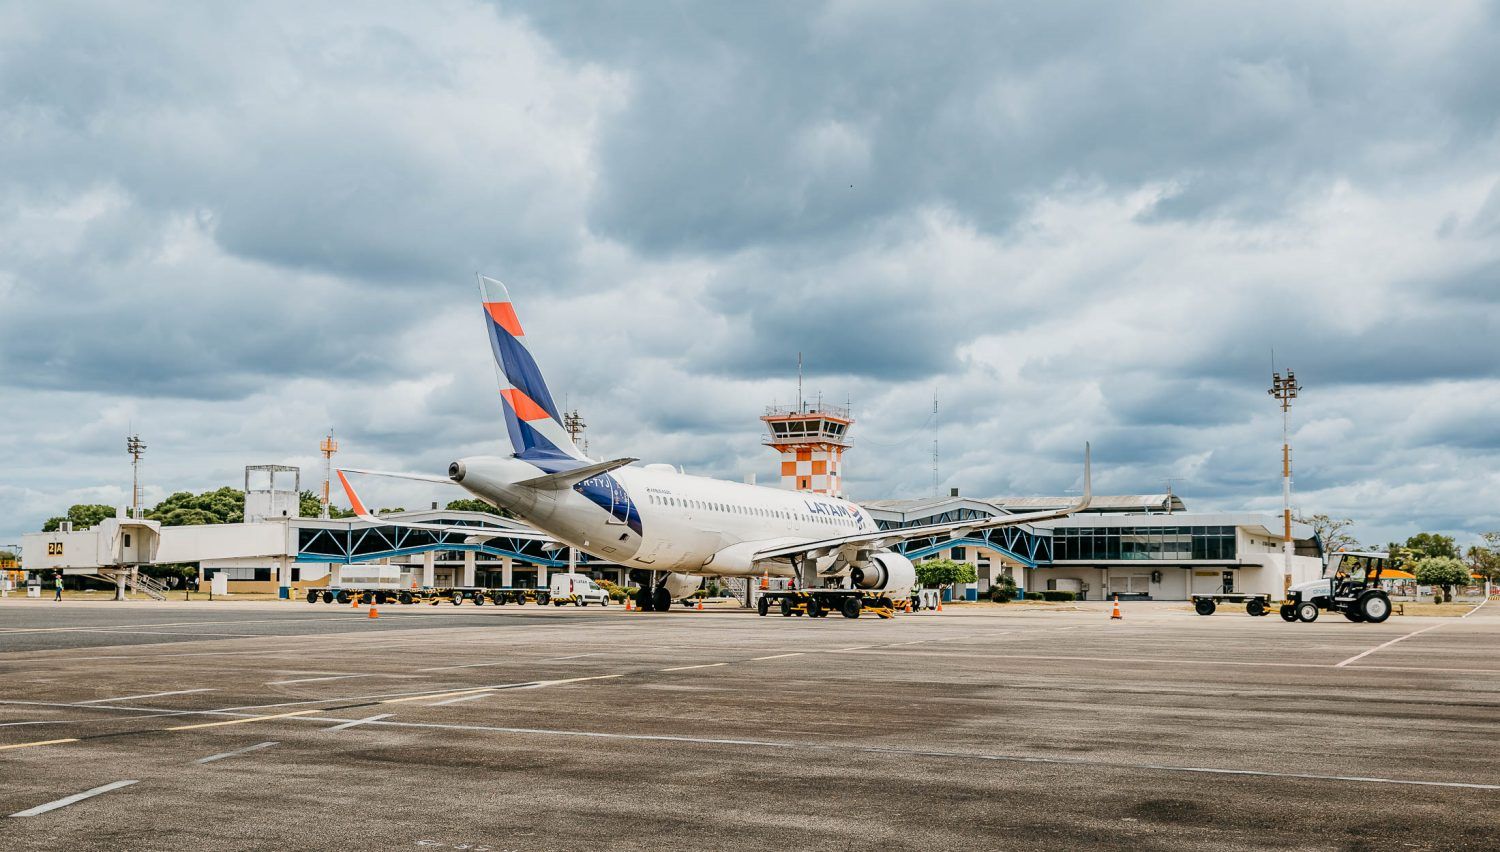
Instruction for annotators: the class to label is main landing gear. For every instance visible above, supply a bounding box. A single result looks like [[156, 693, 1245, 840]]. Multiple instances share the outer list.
[[630, 572, 674, 612]]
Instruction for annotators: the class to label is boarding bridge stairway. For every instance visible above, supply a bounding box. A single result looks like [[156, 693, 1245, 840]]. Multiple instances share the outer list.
[[83, 570, 168, 601]]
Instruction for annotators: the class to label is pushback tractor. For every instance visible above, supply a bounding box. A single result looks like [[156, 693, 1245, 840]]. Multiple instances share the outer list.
[[1280, 550, 1393, 623]]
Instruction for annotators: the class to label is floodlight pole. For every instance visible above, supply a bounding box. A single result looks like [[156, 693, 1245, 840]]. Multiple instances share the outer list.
[[126, 435, 147, 518], [1268, 369, 1301, 576]]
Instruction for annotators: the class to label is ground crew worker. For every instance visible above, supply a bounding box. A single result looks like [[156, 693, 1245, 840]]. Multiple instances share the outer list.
[[53, 570, 63, 601]]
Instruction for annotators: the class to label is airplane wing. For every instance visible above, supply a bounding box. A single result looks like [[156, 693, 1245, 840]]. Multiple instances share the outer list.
[[752, 444, 1092, 564], [335, 470, 555, 542]]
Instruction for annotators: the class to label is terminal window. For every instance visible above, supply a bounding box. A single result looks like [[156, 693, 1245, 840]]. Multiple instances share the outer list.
[[1053, 526, 1236, 561]]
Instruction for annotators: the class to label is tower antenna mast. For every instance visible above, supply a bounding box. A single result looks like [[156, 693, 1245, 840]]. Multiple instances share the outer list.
[[319, 431, 339, 519], [1268, 366, 1302, 577]]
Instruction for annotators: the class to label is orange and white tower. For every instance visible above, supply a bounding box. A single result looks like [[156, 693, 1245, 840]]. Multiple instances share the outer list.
[[761, 401, 853, 497]]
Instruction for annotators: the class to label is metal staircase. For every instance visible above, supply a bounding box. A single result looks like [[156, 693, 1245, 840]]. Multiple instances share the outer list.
[[84, 570, 168, 601]]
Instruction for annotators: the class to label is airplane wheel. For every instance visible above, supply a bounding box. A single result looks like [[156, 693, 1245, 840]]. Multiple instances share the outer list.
[[652, 586, 671, 613], [634, 587, 653, 612], [757, 597, 770, 617]]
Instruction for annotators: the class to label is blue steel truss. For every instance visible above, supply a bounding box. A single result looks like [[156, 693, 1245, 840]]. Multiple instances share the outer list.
[[295, 523, 600, 567], [889, 523, 1051, 567]]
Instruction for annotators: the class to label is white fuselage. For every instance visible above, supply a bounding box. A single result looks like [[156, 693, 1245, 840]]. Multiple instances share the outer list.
[[452, 456, 875, 579]]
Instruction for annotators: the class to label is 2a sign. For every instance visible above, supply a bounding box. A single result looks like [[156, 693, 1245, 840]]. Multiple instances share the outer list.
[[47, 542, 64, 556]]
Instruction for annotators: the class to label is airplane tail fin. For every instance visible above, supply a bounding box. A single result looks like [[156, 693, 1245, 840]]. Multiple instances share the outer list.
[[477, 275, 590, 466]]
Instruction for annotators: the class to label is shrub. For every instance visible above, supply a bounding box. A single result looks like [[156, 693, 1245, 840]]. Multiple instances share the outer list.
[[1038, 590, 1076, 602], [988, 575, 1018, 603]]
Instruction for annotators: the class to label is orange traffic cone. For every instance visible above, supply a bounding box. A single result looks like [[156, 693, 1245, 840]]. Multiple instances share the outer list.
[[625, 597, 633, 611], [368, 605, 379, 619], [696, 598, 704, 611], [350, 597, 359, 609], [936, 595, 943, 612], [1110, 595, 1122, 620], [759, 573, 769, 590]]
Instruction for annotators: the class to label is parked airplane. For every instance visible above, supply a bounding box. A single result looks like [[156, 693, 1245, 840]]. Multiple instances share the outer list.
[[339, 276, 1091, 612]]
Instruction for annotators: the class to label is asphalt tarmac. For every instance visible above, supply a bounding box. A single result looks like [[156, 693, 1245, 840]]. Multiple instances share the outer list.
[[1, 597, 1496, 851]]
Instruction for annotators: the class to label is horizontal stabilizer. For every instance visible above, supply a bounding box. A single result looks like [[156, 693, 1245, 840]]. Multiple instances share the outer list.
[[515, 457, 637, 490]]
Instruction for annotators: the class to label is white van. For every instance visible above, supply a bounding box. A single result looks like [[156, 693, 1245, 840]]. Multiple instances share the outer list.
[[549, 572, 610, 607]]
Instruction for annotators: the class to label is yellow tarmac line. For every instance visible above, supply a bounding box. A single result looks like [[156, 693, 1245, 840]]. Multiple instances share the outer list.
[[749, 653, 804, 661], [167, 709, 322, 731], [659, 663, 728, 672], [0, 738, 80, 751], [382, 687, 496, 705]]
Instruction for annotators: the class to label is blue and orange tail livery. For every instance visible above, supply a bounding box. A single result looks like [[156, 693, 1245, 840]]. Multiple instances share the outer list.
[[478, 275, 590, 465]]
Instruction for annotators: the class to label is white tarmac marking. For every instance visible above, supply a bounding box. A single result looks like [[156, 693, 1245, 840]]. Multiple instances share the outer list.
[[1336, 623, 1450, 667], [749, 653, 804, 661], [1462, 597, 1489, 618], [195, 741, 278, 764], [429, 692, 495, 706], [546, 653, 599, 661], [326, 713, 393, 731], [416, 661, 510, 672], [76, 688, 216, 704], [660, 663, 728, 672], [9, 780, 138, 817], [283, 717, 1500, 792], [268, 674, 372, 685]]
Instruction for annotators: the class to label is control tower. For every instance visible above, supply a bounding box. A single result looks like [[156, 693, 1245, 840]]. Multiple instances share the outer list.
[[761, 401, 853, 496]]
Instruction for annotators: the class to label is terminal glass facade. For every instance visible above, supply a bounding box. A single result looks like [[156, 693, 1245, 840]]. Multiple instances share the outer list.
[[1052, 526, 1236, 561]]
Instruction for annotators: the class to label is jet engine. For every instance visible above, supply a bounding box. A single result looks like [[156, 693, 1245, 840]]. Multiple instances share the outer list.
[[661, 572, 703, 601], [849, 552, 916, 595]]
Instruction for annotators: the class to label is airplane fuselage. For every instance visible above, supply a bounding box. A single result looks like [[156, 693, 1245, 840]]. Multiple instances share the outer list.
[[451, 455, 875, 578]]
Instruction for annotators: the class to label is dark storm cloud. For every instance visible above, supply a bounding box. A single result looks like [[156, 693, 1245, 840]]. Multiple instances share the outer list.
[[513, 1, 1500, 254]]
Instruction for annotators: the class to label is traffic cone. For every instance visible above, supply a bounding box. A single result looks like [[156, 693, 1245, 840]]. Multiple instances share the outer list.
[[351, 597, 359, 609], [759, 573, 769, 590], [625, 597, 633, 612], [368, 605, 379, 619], [696, 598, 704, 611], [1110, 595, 1122, 620]]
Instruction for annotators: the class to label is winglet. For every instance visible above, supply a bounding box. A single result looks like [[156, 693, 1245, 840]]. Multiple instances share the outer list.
[[336, 469, 373, 520]]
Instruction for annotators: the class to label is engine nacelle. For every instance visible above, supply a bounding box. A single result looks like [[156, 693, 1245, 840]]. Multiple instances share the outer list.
[[661, 572, 703, 601], [849, 552, 916, 596]]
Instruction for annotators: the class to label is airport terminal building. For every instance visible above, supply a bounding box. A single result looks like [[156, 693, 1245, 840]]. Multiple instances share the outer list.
[[865, 492, 1323, 601]]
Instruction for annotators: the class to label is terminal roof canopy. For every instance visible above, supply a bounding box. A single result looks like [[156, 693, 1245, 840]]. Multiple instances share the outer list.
[[861, 494, 1187, 517]]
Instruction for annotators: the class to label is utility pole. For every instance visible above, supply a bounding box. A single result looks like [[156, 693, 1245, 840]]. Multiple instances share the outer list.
[[319, 432, 339, 519], [126, 434, 147, 518], [562, 409, 588, 456], [1268, 368, 1301, 576], [931, 391, 939, 497]]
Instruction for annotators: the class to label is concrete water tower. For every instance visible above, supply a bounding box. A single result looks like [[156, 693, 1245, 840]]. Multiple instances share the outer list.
[[245, 465, 301, 522], [761, 400, 853, 497]]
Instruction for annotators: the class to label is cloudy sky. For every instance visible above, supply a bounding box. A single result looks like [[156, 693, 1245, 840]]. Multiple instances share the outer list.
[[3, 1, 1498, 550]]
